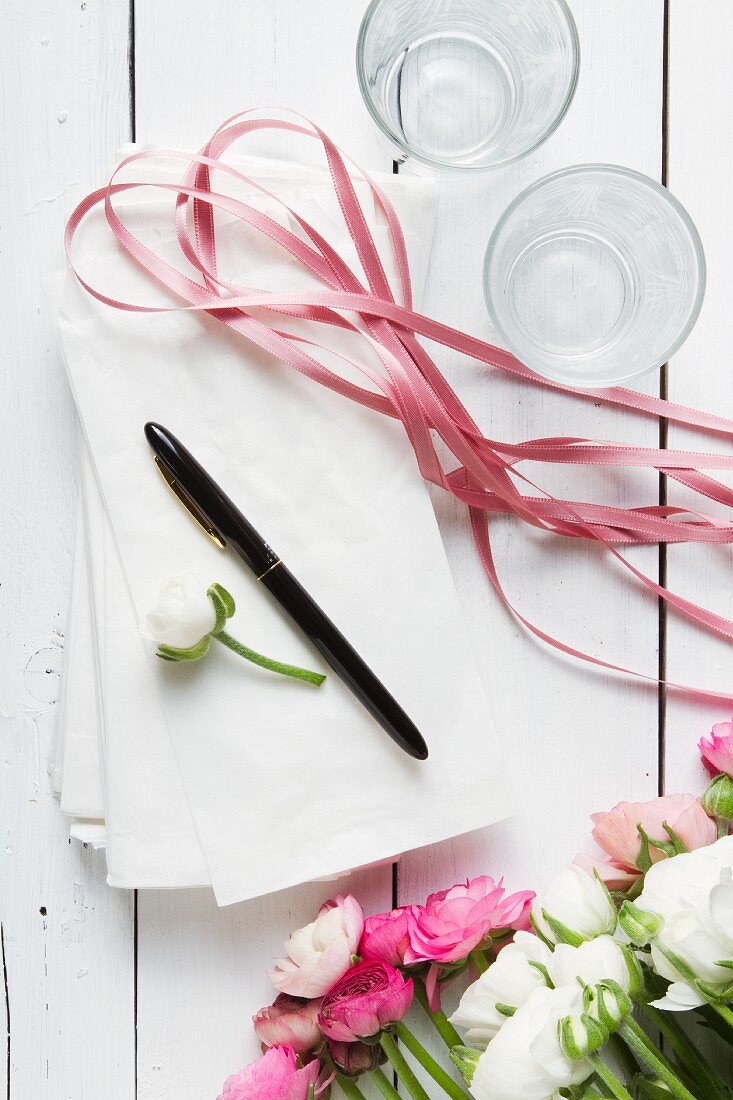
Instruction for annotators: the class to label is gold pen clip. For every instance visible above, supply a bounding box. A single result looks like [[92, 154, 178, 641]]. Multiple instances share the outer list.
[[154, 455, 227, 550]]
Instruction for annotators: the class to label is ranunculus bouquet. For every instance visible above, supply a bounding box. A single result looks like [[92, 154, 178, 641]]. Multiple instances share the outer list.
[[217, 724, 733, 1100]]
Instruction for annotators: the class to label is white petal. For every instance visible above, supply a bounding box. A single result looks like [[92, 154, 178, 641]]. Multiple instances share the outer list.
[[650, 981, 705, 1012]]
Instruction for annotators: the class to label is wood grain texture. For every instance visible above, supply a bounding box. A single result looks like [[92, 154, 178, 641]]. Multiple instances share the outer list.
[[132, 3, 395, 1095], [664, 0, 733, 790], [0, 2, 134, 1098], [664, 13, 733, 1079], [5, 0, 733, 1096]]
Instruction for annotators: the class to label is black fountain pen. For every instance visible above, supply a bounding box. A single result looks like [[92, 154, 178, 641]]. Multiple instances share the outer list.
[[144, 423, 429, 761]]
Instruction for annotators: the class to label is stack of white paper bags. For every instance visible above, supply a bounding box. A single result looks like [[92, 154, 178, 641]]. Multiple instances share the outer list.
[[48, 147, 515, 905]]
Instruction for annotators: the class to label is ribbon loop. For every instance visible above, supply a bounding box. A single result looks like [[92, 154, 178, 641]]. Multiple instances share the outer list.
[[64, 108, 733, 703]]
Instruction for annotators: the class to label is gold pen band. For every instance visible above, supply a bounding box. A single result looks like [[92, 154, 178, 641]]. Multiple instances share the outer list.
[[256, 559, 282, 582]]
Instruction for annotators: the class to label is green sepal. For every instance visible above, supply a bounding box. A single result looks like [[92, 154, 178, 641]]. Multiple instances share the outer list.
[[635, 826, 653, 872], [209, 582, 235, 619], [529, 911, 555, 949], [695, 978, 733, 1004], [157, 635, 211, 662], [207, 583, 235, 634], [661, 822, 688, 854], [528, 960, 554, 988], [449, 1045, 481, 1087], [592, 869, 618, 934], [495, 1003, 516, 1018], [541, 909, 585, 947], [715, 959, 733, 970], [620, 944, 646, 1001], [595, 979, 631, 1030], [618, 900, 663, 946]]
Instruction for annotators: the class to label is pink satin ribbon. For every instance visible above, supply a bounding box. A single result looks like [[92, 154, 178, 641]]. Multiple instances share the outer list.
[[65, 109, 733, 702]]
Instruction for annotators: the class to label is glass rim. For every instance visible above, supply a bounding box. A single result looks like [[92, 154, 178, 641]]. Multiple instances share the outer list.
[[483, 163, 707, 387], [355, 0, 581, 173]]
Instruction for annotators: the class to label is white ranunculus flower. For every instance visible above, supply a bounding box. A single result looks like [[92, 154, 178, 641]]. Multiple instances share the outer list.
[[269, 895, 364, 998], [469, 985, 592, 1100], [548, 934, 632, 992], [144, 574, 217, 650], [636, 835, 733, 1011], [532, 866, 616, 945], [450, 932, 552, 1047]]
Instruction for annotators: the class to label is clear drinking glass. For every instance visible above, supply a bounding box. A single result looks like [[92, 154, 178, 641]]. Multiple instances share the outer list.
[[484, 165, 706, 387], [356, 0, 579, 172]]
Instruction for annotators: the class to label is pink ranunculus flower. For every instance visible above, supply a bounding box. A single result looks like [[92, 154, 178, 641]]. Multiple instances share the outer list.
[[269, 895, 364, 999], [253, 994, 323, 1056], [217, 1045, 321, 1100], [359, 906, 416, 967], [700, 721, 733, 778], [403, 876, 535, 966], [318, 961, 413, 1042], [575, 794, 717, 890]]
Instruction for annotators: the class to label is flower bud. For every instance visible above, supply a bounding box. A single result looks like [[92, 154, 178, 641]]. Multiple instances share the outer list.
[[594, 980, 632, 1031], [701, 774, 733, 824], [449, 1045, 481, 1087], [618, 900, 663, 946], [328, 1040, 385, 1077], [558, 1012, 607, 1060], [531, 867, 616, 946]]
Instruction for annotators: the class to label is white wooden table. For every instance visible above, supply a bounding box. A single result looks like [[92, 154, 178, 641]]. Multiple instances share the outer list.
[[2, 2, 732, 1097]]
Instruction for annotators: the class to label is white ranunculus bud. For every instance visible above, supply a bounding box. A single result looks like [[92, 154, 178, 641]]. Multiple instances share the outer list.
[[469, 986, 592, 1100], [144, 574, 217, 651], [531, 866, 617, 946], [636, 835, 733, 1011], [449, 932, 552, 1048], [548, 935, 636, 995]]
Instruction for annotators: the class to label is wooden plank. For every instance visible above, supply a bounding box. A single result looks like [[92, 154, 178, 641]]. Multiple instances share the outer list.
[[397, 0, 664, 1030], [664, 10, 733, 1079], [0, 1, 134, 1098], [132, 3, 394, 1095], [664, 0, 733, 792]]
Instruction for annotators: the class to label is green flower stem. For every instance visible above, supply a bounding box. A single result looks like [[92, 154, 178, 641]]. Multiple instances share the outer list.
[[214, 631, 325, 686], [336, 1074, 368, 1099], [369, 1067, 402, 1099], [641, 1003, 728, 1100], [608, 1034, 639, 1083], [395, 1021, 472, 1100], [379, 1032, 431, 1100], [586, 1054, 634, 1100], [413, 977, 463, 1049], [618, 1019, 697, 1100], [468, 949, 489, 975]]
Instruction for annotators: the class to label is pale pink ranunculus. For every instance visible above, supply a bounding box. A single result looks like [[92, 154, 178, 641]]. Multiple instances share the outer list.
[[359, 906, 415, 967], [403, 877, 534, 966], [700, 721, 733, 778], [575, 794, 717, 889], [253, 994, 323, 1056], [269, 895, 364, 999], [217, 1045, 320, 1100], [318, 962, 413, 1042]]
